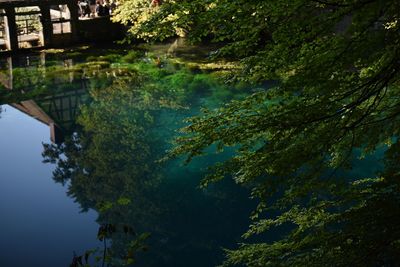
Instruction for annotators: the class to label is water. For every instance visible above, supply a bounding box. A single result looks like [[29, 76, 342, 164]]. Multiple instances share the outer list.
[[0, 105, 99, 267], [0, 43, 255, 267]]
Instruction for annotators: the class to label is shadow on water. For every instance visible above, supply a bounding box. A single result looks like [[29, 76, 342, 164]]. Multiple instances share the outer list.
[[0, 42, 257, 266]]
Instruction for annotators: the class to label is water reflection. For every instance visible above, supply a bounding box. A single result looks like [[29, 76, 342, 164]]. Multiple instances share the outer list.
[[1, 47, 254, 266], [0, 53, 89, 143]]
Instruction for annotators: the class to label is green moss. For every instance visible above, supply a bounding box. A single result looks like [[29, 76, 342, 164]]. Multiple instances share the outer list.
[[98, 54, 123, 63], [122, 50, 146, 63]]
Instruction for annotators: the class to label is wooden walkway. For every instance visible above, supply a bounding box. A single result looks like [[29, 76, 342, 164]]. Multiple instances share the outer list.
[[0, 0, 72, 8], [18, 34, 40, 42], [0, 0, 77, 51], [0, 0, 122, 52]]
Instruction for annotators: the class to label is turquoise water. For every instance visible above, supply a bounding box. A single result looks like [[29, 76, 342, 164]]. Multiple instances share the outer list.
[[0, 44, 255, 266]]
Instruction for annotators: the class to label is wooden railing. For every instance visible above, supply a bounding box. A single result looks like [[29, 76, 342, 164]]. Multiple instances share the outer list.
[[16, 18, 40, 35]]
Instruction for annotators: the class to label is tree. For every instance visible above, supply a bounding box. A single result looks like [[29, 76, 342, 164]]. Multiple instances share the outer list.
[[117, 0, 400, 266]]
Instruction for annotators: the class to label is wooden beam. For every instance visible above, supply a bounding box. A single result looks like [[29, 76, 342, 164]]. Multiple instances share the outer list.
[[0, 0, 75, 9]]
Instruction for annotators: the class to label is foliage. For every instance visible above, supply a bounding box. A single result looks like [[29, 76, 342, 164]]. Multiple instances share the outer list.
[[117, 0, 400, 266], [112, 0, 174, 41]]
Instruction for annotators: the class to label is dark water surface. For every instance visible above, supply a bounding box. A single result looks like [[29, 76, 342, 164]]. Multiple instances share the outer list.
[[0, 43, 255, 267]]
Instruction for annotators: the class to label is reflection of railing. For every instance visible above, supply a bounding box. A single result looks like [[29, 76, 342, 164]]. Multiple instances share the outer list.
[[52, 18, 71, 34], [51, 6, 71, 34]]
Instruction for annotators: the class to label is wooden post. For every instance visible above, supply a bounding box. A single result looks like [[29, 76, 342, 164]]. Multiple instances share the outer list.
[[67, 1, 79, 42], [4, 7, 18, 51], [39, 5, 52, 47]]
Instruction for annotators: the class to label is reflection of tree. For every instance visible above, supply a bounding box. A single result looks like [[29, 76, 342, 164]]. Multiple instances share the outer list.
[[43, 70, 170, 265], [42, 63, 254, 266]]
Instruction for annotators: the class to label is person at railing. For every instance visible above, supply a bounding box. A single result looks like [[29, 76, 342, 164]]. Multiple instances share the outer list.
[[109, 0, 117, 14], [150, 0, 161, 7], [96, 1, 104, 16], [78, 0, 91, 18], [96, 1, 111, 16], [103, 3, 110, 16], [88, 0, 96, 17]]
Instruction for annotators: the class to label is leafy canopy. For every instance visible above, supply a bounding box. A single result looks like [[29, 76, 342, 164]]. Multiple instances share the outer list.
[[116, 0, 400, 266]]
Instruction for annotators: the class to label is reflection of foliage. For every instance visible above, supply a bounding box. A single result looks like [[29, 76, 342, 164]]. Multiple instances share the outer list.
[[0, 59, 93, 104], [70, 224, 149, 267], [43, 67, 168, 218], [42, 64, 182, 266], [44, 76, 159, 266], [39, 51, 254, 266]]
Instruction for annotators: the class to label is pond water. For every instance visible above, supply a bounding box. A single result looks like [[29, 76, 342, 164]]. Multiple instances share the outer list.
[[0, 42, 256, 267]]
